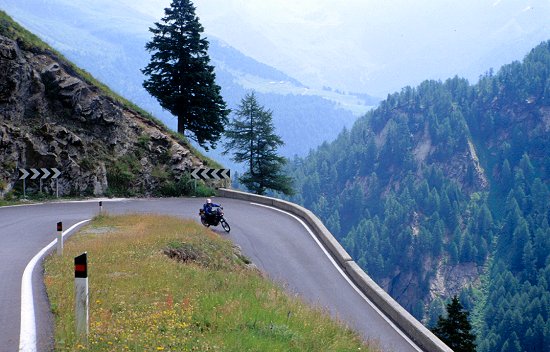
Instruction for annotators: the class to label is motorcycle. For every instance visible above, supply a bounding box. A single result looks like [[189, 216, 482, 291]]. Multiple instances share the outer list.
[[199, 206, 231, 232]]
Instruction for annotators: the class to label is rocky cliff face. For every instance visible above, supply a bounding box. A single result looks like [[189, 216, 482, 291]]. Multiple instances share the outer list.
[[0, 34, 206, 197]]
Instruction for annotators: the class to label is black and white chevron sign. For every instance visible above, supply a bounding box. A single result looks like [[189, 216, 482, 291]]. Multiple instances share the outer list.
[[190, 168, 230, 181], [19, 168, 61, 180]]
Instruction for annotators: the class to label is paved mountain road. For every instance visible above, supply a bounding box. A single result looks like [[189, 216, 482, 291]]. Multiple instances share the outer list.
[[0, 198, 420, 351]]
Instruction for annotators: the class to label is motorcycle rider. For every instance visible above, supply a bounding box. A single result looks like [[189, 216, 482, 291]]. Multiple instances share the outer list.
[[203, 198, 220, 223]]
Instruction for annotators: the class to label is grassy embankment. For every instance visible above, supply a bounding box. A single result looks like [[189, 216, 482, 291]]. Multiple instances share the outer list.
[[0, 10, 222, 201], [0, 9, 222, 173], [44, 214, 376, 351], [0, 10, 221, 163]]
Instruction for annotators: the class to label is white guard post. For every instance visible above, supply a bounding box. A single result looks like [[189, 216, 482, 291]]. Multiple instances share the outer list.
[[56, 222, 63, 256], [74, 252, 89, 343]]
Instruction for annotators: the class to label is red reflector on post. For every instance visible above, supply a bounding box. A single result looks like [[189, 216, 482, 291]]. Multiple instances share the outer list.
[[75, 252, 87, 278], [57, 221, 63, 232]]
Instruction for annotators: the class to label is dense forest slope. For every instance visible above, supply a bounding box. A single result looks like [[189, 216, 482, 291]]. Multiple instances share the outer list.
[[288, 40, 550, 351], [0, 12, 211, 198]]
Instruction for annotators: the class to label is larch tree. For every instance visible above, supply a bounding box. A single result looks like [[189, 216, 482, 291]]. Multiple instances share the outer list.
[[223, 92, 294, 196], [142, 0, 229, 150]]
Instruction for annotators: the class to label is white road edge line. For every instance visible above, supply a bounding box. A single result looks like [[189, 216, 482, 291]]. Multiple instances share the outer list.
[[2, 198, 127, 209], [19, 219, 91, 352], [251, 202, 422, 352]]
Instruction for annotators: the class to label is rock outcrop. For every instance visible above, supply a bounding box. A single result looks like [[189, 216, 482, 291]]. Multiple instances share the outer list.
[[0, 35, 206, 197]]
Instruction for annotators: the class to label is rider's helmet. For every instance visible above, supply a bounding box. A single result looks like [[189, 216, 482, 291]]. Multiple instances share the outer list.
[[206, 198, 212, 204]]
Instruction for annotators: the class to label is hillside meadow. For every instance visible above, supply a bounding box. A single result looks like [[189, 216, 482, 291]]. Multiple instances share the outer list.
[[44, 214, 376, 351]]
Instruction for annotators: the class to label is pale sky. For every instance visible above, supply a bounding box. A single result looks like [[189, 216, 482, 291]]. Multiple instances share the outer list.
[[127, 0, 549, 97], [11, 0, 549, 97]]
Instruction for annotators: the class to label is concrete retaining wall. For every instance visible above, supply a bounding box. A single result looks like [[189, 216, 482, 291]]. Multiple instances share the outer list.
[[217, 188, 452, 352]]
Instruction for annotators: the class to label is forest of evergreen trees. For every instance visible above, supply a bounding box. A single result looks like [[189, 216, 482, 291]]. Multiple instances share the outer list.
[[287, 40, 550, 351]]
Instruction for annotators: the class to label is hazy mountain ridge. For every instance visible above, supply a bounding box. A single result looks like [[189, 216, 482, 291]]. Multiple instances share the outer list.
[[193, 0, 550, 96], [0, 12, 210, 198], [0, 0, 377, 170], [287, 40, 550, 351]]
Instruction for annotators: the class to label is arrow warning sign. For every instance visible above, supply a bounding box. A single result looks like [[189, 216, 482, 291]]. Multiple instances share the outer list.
[[41, 168, 51, 179], [18, 167, 62, 198], [51, 168, 61, 179], [190, 168, 230, 181], [19, 169, 30, 180], [30, 168, 41, 180], [19, 167, 62, 180]]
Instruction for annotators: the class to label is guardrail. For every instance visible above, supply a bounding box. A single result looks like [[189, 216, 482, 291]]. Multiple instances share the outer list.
[[217, 188, 452, 352]]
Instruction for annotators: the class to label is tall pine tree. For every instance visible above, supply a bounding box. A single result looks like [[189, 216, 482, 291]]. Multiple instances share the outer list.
[[432, 295, 477, 352], [142, 0, 229, 149], [223, 92, 293, 196]]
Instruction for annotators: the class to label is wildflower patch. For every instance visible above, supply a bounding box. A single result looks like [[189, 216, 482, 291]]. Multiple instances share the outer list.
[[44, 214, 374, 351]]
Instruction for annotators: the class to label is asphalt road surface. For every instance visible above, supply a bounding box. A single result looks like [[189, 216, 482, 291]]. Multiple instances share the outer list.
[[0, 197, 421, 351]]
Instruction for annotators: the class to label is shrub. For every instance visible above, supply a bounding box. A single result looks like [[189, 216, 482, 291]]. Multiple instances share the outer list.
[[106, 156, 140, 196]]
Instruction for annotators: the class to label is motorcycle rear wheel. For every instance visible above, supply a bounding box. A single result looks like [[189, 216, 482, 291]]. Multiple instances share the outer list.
[[220, 218, 230, 232], [200, 217, 210, 227]]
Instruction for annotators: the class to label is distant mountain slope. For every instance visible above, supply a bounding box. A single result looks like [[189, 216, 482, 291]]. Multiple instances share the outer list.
[[193, 0, 550, 97], [0, 0, 378, 168], [0, 11, 211, 198], [287, 40, 550, 351]]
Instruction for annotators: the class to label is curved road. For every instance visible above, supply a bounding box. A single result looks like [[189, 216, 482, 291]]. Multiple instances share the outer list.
[[0, 197, 421, 352]]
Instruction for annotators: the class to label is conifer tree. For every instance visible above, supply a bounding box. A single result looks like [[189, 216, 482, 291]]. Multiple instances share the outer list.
[[223, 92, 294, 196], [432, 295, 477, 352], [142, 0, 229, 149]]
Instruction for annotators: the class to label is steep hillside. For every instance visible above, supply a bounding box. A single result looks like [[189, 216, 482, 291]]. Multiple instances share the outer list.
[[288, 40, 550, 351], [0, 12, 212, 198], [0, 0, 378, 168]]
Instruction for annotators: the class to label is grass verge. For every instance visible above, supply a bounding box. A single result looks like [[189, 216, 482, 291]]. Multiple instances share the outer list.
[[44, 214, 375, 351]]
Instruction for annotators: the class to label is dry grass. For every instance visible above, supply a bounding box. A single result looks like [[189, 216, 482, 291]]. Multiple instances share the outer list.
[[44, 214, 375, 351]]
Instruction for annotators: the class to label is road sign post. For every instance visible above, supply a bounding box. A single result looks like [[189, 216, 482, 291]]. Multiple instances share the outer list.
[[75, 252, 89, 343], [53, 168, 60, 198], [190, 168, 231, 190], [19, 167, 61, 197], [19, 168, 29, 198], [56, 222, 63, 256], [190, 168, 231, 181]]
